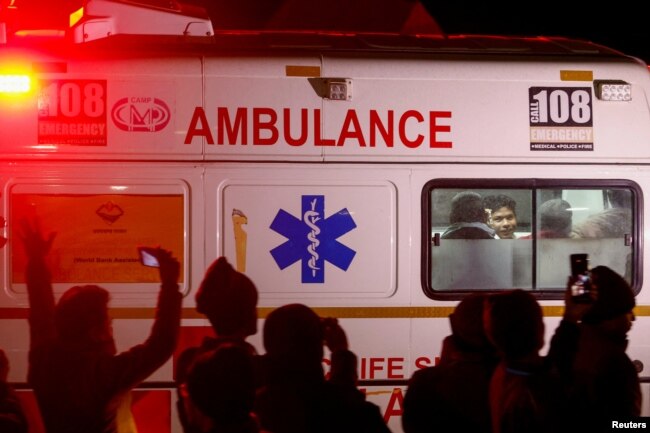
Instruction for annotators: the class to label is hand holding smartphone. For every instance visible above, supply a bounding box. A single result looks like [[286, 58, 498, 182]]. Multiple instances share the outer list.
[[570, 253, 592, 303], [138, 247, 160, 267]]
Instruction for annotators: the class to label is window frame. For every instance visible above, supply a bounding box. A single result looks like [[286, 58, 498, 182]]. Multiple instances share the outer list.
[[421, 178, 643, 300]]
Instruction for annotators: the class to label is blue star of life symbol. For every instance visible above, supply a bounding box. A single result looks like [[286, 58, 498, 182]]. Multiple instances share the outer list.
[[270, 195, 357, 283]]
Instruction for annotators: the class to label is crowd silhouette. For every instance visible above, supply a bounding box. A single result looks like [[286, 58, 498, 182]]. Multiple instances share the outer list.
[[175, 256, 260, 433], [0, 349, 27, 433], [21, 219, 182, 433], [0, 218, 642, 433], [403, 293, 497, 433]]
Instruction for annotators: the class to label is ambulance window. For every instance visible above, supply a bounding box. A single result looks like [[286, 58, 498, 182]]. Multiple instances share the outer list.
[[537, 188, 635, 290], [8, 182, 188, 297], [423, 181, 640, 298]]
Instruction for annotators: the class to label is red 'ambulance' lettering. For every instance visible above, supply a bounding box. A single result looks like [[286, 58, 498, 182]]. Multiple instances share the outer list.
[[218, 107, 246, 144], [370, 110, 393, 146], [253, 107, 277, 145], [285, 108, 308, 146], [184, 107, 453, 148]]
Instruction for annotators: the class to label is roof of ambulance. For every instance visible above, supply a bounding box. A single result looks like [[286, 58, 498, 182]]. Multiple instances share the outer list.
[[9, 32, 631, 63], [1, 0, 636, 62]]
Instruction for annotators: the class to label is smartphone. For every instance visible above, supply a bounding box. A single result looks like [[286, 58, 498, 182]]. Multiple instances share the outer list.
[[138, 247, 160, 267], [570, 253, 591, 302]]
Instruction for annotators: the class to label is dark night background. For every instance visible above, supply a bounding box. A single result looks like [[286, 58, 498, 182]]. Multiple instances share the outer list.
[[6, 1, 649, 64], [425, 3, 650, 64]]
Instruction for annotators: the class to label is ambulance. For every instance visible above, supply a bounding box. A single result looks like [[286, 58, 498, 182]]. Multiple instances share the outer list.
[[1, 1, 649, 431]]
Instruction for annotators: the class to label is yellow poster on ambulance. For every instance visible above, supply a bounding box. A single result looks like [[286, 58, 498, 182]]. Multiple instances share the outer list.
[[11, 193, 184, 284]]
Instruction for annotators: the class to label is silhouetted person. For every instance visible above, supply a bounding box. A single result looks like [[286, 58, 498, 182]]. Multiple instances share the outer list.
[[22, 220, 182, 433], [483, 194, 518, 239], [176, 257, 259, 433], [0, 349, 28, 433], [185, 344, 262, 433], [571, 189, 632, 238], [485, 288, 588, 433], [441, 192, 495, 239], [255, 303, 391, 433], [402, 293, 497, 433], [567, 266, 640, 431]]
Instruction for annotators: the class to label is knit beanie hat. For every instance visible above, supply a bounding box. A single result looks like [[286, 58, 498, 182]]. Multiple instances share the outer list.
[[195, 257, 258, 336], [449, 293, 491, 350], [582, 265, 635, 324]]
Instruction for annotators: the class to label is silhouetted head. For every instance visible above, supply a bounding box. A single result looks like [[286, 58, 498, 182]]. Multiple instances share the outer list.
[[583, 265, 635, 324], [187, 343, 255, 426], [449, 192, 488, 224], [55, 285, 113, 350], [195, 257, 258, 337], [449, 293, 492, 351], [263, 304, 324, 371], [484, 290, 544, 361]]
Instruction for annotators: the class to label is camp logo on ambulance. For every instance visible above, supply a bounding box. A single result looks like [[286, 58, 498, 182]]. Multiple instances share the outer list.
[[111, 97, 171, 132], [37, 79, 108, 146], [270, 195, 357, 283], [529, 87, 594, 151]]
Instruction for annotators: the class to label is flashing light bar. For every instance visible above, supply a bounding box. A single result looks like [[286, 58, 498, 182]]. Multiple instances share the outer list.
[[0, 74, 31, 93], [594, 80, 631, 101]]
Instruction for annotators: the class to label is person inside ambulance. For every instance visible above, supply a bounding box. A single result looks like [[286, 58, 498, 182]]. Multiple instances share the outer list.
[[571, 189, 632, 238], [441, 191, 496, 239], [483, 194, 518, 239], [20, 219, 182, 433], [520, 198, 573, 239]]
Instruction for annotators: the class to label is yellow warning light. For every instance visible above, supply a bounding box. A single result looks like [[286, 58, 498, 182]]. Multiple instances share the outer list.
[[69, 7, 84, 28], [0, 74, 31, 93], [560, 70, 594, 82]]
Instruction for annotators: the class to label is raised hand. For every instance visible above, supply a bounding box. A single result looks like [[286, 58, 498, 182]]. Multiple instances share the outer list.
[[322, 317, 349, 352], [156, 248, 181, 288], [20, 218, 56, 260]]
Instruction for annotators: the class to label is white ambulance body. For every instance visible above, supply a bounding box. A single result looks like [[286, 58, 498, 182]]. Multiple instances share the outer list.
[[1, 1, 650, 431]]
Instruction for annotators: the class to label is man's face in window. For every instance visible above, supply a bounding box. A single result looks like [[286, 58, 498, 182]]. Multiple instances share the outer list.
[[489, 206, 517, 239]]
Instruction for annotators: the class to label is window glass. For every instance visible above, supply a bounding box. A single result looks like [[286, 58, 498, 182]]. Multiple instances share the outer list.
[[424, 181, 637, 297], [8, 182, 188, 295], [536, 188, 633, 289]]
